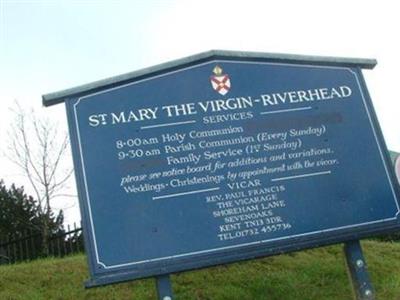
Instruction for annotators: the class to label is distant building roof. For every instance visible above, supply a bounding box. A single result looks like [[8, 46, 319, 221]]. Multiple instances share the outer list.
[[389, 151, 400, 164]]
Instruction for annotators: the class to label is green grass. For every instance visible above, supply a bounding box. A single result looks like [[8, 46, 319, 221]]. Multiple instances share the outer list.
[[1, 240, 400, 299]]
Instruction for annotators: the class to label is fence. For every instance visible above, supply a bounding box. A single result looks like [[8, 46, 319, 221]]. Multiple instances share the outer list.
[[0, 223, 84, 265]]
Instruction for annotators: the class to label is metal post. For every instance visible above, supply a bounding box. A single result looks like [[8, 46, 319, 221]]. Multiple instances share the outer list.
[[344, 240, 375, 300], [156, 274, 174, 300]]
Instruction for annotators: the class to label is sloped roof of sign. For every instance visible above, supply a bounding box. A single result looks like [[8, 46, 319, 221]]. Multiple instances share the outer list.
[[42, 49, 377, 107]]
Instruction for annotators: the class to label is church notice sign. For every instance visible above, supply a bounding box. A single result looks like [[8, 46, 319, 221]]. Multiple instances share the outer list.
[[42, 50, 400, 287]]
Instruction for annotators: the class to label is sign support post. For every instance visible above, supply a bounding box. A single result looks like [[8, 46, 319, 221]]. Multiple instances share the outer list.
[[344, 240, 375, 300], [156, 274, 174, 300]]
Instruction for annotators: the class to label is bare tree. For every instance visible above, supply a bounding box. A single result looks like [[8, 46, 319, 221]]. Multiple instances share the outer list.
[[6, 101, 74, 255]]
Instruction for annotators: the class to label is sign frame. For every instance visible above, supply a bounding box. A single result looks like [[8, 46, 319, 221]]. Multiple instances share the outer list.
[[43, 50, 400, 288]]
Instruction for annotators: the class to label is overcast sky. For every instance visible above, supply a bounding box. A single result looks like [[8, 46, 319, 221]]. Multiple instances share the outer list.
[[1, 0, 399, 225]]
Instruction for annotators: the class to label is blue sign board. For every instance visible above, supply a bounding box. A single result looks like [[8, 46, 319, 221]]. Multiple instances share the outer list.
[[43, 51, 400, 287]]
